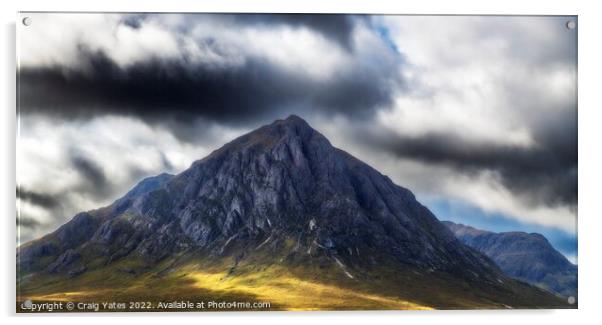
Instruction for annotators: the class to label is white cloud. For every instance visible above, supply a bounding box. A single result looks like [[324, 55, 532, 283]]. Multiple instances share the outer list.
[[19, 13, 352, 81], [19, 13, 244, 70], [376, 16, 576, 149], [16, 115, 247, 242]]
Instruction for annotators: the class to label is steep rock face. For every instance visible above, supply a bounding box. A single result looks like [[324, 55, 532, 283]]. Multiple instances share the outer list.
[[19, 116, 552, 304], [443, 221, 577, 297]]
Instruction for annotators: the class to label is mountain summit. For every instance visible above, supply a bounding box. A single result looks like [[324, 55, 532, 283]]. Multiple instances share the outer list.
[[17, 116, 568, 310]]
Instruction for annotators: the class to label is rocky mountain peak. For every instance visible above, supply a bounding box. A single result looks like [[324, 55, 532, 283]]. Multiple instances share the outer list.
[[20, 117, 506, 281], [206, 114, 329, 159]]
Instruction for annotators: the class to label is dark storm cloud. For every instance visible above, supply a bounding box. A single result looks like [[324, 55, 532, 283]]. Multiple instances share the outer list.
[[154, 13, 359, 50], [159, 151, 175, 172], [229, 14, 359, 50], [17, 216, 41, 230], [120, 14, 146, 29], [17, 188, 59, 209], [70, 152, 111, 198], [18, 13, 402, 141], [360, 123, 577, 208], [19, 46, 400, 139], [17, 188, 67, 231]]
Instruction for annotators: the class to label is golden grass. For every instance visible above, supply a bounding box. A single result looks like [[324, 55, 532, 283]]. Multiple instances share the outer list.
[[19, 259, 431, 311], [24, 291, 94, 302], [184, 265, 431, 310]]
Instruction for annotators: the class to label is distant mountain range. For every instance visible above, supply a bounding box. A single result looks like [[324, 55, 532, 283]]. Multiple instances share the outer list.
[[17, 116, 570, 311], [443, 221, 577, 298]]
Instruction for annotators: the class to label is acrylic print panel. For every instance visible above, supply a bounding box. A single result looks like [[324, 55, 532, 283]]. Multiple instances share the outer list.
[[16, 12, 577, 312]]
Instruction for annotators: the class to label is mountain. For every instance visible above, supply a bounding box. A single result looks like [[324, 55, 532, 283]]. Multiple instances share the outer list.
[[17, 115, 569, 311], [443, 221, 577, 298]]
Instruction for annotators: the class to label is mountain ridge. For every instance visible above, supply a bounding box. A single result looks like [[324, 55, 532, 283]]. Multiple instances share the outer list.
[[443, 221, 577, 298]]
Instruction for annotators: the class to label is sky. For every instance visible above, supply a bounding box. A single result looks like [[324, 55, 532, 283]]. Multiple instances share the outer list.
[[16, 13, 577, 262]]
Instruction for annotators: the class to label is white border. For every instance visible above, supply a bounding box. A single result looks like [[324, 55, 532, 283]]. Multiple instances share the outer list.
[[2, 1, 600, 324]]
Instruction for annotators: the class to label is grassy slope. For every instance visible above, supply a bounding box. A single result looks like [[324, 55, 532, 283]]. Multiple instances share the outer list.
[[17, 241, 572, 312], [18, 245, 432, 311]]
